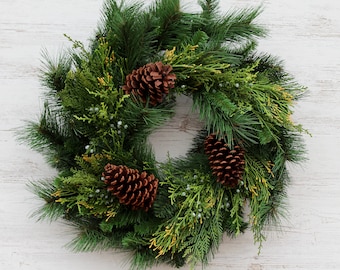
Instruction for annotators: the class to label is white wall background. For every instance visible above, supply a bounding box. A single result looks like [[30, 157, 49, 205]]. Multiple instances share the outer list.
[[1, 0, 339, 269]]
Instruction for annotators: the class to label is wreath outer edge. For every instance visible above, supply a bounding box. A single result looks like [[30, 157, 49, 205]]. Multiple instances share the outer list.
[[21, 0, 307, 269]]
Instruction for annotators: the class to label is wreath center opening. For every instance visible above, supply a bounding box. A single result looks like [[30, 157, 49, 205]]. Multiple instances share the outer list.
[[148, 94, 204, 162]]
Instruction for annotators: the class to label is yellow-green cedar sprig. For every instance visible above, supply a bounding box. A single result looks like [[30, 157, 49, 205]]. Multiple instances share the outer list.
[[150, 169, 227, 267], [51, 171, 120, 219]]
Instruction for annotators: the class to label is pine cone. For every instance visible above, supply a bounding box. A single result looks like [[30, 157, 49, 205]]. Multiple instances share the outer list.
[[122, 61, 176, 106], [102, 164, 158, 211], [204, 134, 245, 188]]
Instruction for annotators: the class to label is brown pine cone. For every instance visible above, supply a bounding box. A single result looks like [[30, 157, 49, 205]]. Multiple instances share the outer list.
[[102, 164, 158, 211], [204, 134, 245, 188], [122, 62, 176, 106]]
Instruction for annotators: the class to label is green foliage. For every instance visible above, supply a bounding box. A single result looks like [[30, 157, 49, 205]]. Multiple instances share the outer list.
[[195, 3, 266, 60], [51, 170, 120, 219], [28, 180, 66, 221], [150, 165, 229, 266], [40, 49, 72, 92], [20, 101, 84, 169], [150, 0, 184, 47], [210, 7, 266, 44], [164, 45, 232, 91], [23, 0, 307, 269], [97, 0, 157, 71], [193, 90, 260, 146], [67, 229, 124, 252], [198, 0, 219, 19]]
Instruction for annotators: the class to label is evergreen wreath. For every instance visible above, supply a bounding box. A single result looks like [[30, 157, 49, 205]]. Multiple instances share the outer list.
[[22, 0, 307, 269]]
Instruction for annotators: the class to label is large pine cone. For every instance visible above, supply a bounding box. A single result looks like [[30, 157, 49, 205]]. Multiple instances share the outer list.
[[122, 62, 176, 106], [204, 134, 245, 188], [102, 164, 158, 211]]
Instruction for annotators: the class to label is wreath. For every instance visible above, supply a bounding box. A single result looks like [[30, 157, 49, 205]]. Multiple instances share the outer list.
[[23, 0, 306, 269]]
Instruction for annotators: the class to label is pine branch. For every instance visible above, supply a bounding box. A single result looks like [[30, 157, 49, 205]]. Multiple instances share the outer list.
[[129, 248, 186, 270], [40, 49, 72, 92], [98, 0, 158, 71], [244, 52, 307, 100], [28, 180, 65, 221], [198, 0, 219, 19], [150, 0, 193, 49], [20, 102, 83, 169], [121, 95, 175, 151], [128, 252, 157, 270], [199, 6, 266, 51], [281, 130, 307, 163], [219, 7, 266, 42], [109, 207, 149, 229], [193, 91, 260, 146], [67, 229, 124, 252]]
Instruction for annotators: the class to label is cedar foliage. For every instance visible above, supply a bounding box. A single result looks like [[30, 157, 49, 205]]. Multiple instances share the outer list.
[[22, 0, 306, 269]]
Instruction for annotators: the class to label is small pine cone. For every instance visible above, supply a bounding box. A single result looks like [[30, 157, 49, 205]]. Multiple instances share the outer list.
[[204, 134, 245, 188], [102, 164, 158, 211], [122, 61, 176, 106]]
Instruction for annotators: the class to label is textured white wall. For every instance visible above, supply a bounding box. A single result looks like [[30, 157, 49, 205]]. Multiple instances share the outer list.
[[1, 0, 339, 269]]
